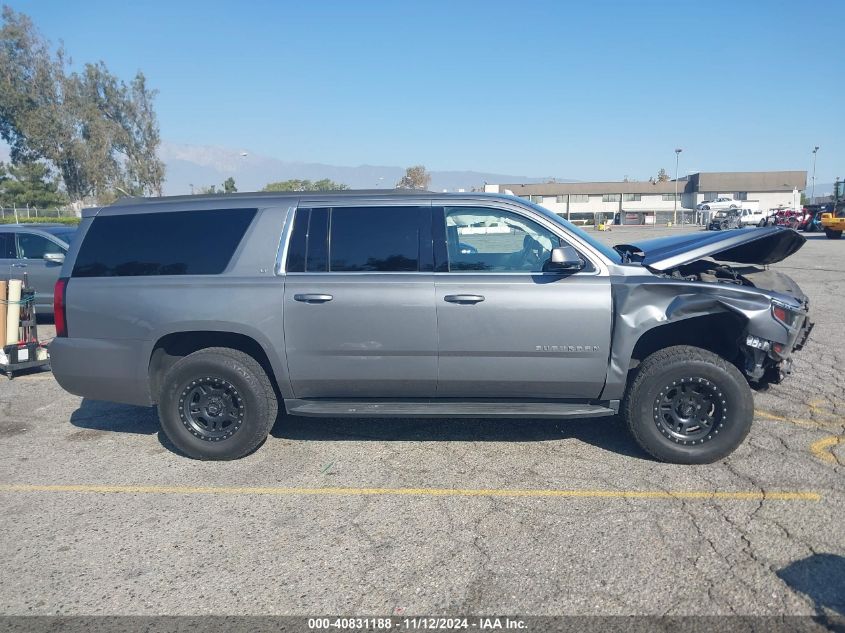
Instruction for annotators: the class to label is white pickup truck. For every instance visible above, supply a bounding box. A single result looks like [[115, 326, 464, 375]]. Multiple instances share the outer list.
[[737, 207, 766, 227]]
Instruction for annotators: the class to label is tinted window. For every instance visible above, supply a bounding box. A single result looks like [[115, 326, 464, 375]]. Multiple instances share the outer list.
[[444, 207, 562, 273], [17, 233, 64, 259], [0, 232, 16, 259], [73, 209, 256, 277], [330, 207, 422, 272]]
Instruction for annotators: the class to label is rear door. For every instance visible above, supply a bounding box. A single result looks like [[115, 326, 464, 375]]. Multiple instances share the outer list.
[[283, 203, 438, 398], [434, 204, 612, 399]]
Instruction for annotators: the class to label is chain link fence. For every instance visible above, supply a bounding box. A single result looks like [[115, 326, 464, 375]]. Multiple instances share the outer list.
[[0, 206, 80, 223]]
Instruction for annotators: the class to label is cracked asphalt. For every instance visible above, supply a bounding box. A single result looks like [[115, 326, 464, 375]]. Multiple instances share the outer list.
[[0, 225, 842, 617]]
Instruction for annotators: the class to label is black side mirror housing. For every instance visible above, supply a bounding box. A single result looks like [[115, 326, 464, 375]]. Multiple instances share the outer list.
[[546, 245, 584, 272]]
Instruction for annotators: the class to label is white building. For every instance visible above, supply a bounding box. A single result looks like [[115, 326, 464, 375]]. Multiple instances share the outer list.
[[484, 171, 807, 225]]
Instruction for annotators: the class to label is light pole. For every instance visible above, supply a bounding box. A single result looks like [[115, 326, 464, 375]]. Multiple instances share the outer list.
[[674, 148, 682, 225], [811, 146, 819, 202]]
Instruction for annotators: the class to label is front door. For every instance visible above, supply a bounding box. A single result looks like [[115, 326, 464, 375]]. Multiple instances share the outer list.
[[283, 204, 437, 398], [14, 232, 65, 307], [434, 205, 612, 399]]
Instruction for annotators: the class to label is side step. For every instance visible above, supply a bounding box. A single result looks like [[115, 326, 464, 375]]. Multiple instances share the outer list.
[[285, 400, 618, 419]]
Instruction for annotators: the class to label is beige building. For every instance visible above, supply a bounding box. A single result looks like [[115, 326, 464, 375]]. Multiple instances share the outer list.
[[484, 171, 807, 225]]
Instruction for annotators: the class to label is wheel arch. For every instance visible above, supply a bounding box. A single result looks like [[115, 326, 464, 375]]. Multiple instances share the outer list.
[[148, 327, 290, 404]]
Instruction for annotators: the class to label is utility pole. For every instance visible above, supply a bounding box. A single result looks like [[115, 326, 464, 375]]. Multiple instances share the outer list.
[[811, 146, 819, 202], [674, 148, 682, 225]]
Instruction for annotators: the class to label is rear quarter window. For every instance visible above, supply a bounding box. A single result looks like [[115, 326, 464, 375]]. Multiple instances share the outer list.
[[72, 208, 257, 277]]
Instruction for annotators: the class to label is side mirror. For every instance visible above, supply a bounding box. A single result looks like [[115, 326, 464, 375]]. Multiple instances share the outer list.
[[546, 245, 584, 272], [44, 252, 65, 264]]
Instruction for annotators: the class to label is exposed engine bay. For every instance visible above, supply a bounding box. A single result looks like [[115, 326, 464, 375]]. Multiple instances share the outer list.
[[658, 260, 808, 305]]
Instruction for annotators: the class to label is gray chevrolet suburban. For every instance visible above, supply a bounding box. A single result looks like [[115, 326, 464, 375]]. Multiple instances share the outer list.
[[49, 192, 812, 463]]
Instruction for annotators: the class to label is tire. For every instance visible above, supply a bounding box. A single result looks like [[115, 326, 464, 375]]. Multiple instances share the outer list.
[[623, 346, 754, 464], [701, 205, 710, 211], [729, 205, 737, 209], [825, 228, 842, 240], [158, 347, 278, 460], [757, 219, 766, 227]]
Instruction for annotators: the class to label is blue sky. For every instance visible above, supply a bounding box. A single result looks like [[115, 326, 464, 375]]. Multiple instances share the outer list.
[[8, 0, 845, 182]]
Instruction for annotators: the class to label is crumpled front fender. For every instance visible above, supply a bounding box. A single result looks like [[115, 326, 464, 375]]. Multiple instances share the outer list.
[[601, 277, 789, 401]]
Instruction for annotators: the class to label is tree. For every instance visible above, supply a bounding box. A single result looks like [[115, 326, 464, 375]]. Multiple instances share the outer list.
[[656, 168, 670, 182], [395, 165, 431, 190], [0, 7, 165, 203], [262, 179, 348, 192], [222, 177, 237, 194], [0, 161, 67, 208]]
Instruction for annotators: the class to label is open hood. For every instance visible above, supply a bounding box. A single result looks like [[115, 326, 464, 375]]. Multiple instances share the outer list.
[[615, 226, 806, 272]]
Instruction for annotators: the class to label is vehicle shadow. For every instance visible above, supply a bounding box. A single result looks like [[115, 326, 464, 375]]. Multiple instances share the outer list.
[[68, 399, 650, 460], [271, 413, 650, 460], [777, 553, 845, 626], [69, 398, 181, 454]]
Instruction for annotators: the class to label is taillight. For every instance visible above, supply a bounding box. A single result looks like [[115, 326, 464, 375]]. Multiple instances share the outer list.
[[772, 305, 788, 323], [54, 277, 68, 338]]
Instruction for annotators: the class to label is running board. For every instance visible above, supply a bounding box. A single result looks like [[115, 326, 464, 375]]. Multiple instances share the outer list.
[[285, 400, 618, 419]]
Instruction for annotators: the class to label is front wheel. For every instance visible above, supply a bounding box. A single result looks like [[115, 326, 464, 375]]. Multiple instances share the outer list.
[[158, 347, 278, 460], [825, 228, 842, 240], [623, 346, 754, 464]]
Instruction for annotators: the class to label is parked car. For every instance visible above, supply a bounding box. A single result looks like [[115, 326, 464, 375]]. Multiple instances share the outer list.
[[697, 196, 740, 211], [50, 192, 812, 464], [0, 223, 77, 312], [707, 209, 742, 230]]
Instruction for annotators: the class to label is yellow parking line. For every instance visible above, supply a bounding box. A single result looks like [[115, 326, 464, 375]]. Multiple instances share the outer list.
[[0, 483, 821, 501], [810, 436, 842, 465]]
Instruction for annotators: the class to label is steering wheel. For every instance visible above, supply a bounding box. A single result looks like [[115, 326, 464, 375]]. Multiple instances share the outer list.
[[516, 235, 548, 270]]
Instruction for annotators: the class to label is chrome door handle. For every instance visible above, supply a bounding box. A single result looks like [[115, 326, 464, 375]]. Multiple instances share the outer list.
[[444, 294, 485, 304], [294, 293, 333, 303]]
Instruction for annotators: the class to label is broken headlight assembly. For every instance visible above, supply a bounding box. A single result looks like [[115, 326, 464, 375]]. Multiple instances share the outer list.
[[771, 300, 802, 328]]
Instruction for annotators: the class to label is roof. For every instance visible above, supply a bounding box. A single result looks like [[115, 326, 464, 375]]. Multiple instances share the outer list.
[[694, 171, 806, 192], [83, 191, 512, 218], [497, 170, 808, 197]]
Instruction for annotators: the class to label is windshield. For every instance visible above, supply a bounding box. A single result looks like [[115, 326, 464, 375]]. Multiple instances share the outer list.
[[521, 199, 622, 263]]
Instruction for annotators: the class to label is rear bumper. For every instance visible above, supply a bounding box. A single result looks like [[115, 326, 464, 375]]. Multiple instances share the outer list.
[[49, 338, 152, 406]]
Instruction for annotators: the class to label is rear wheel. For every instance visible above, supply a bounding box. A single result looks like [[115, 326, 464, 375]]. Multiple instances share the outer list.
[[158, 347, 278, 460], [757, 219, 766, 227], [623, 346, 754, 464], [825, 228, 842, 240]]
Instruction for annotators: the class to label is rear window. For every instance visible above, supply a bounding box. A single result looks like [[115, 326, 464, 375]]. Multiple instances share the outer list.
[[72, 209, 256, 277]]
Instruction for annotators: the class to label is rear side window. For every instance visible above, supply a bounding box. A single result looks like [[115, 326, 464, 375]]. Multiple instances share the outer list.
[[286, 206, 429, 273], [72, 208, 256, 277]]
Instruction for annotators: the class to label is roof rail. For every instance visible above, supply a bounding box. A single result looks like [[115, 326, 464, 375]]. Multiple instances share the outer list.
[[110, 189, 434, 206]]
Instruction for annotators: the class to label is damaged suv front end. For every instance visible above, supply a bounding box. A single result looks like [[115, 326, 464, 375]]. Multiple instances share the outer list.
[[610, 226, 813, 392]]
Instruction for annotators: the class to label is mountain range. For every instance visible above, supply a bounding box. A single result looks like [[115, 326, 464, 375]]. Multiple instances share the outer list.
[[157, 142, 567, 194]]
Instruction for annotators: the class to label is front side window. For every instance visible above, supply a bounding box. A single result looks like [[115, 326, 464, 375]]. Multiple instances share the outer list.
[[17, 233, 64, 259], [444, 207, 562, 273]]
